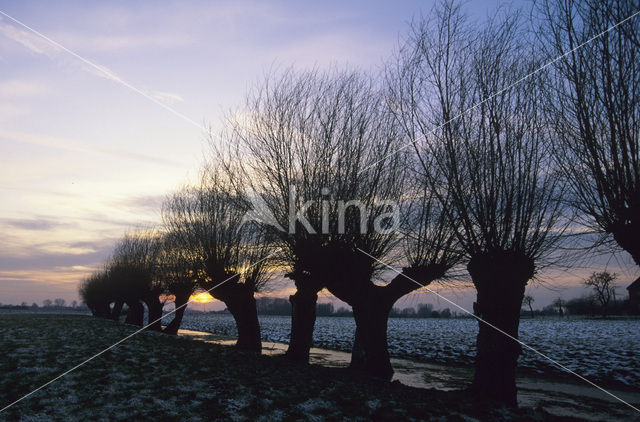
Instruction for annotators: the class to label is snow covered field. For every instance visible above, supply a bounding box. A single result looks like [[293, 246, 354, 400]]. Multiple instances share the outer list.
[[179, 314, 640, 388], [4, 313, 581, 421]]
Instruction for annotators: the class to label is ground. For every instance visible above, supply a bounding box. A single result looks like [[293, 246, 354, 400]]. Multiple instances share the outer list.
[[0, 314, 628, 421]]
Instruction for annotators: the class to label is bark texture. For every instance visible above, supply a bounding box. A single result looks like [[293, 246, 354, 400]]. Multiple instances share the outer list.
[[110, 300, 124, 321], [143, 290, 164, 332], [285, 286, 321, 362], [163, 291, 191, 335], [124, 299, 144, 326], [467, 251, 534, 407], [211, 283, 262, 353]]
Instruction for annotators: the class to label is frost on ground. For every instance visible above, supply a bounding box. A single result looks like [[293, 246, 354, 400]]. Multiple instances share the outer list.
[[181, 313, 640, 388], [0, 313, 597, 421]]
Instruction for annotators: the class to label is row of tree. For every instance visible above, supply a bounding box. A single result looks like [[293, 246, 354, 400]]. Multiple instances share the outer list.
[[0, 299, 78, 308], [79, 0, 639, 407]]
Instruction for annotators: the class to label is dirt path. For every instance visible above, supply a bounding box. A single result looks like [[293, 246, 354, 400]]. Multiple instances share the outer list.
[[180, 329, 640, 421]]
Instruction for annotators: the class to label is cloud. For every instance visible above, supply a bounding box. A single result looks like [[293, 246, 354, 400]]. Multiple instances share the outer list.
[[0, 17, 60, 56], [0, 271, 86, 304], [0, 79, 51, 97], [0, 103, 29, 120], [149, 90, 184, 104], [118, 194, 166, 213], [2, 218, 63, 231], [0, 129, 186, 168], [0, 80, 52, 122], [0, 239, 115, 272], [57, 33, 193, 53], [0, 16, 122, 81], [0, 16, 185, 109]]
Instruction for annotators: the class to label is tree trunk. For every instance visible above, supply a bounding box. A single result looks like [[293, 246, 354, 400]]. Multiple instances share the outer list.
[[143, 293, 163, 332], [124, 299, 144, 326], [110, 300, 124, 321], [467, 251, 534, 407], [211, 283, 262, 353], [331, 266, 442, 380], [612, 224, 640, 267], [95, 302, 112, 319], [349, 326, 366, 370], [163, 291, 191, 335], [285, 287, 320, 362], [227, 290, 262, 352], [351, 296, 394, 380]]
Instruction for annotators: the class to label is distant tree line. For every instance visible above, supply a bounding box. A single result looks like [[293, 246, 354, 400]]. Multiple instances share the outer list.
[[0, 299, 82, 310], [521, 272, 639, 318], [253, 297, 456, 318], [78, 0, 639, 407], [523, 298, 635, 318]]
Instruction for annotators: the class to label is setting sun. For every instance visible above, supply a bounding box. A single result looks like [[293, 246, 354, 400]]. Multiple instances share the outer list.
[[190, 292, 215, 304]]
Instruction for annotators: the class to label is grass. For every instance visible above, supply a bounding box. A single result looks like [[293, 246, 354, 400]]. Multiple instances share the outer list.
[[0, 313, 587, 421]]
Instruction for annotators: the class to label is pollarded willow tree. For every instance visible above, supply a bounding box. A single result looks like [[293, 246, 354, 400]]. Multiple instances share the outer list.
[[154, 231, 199, 335], [78, 270, 115, 319], [108, 230, 162, 330], [162, 166, 275, 352], [227, 67, 462, 379], [79, 231, 166, 328], [537, 0, 640, 266], [394, 1, 566, 405], [335, 170, 464, 379], [227, 68, 408, 367], [106, 230, 162, 331]]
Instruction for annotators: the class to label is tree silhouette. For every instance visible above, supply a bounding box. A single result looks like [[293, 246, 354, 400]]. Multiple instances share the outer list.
[[109, 230, 162, 329], [553, 297, 566, 317], [78, 271, 114, 318], [154, 230, 199, 335], [538, 0, 640, 266], [162, 166, 275, 351], [228, 67, 434, 375], [393, 1, 566, 405], [522, 295, 535, 318], [585, 271, 618, 317]]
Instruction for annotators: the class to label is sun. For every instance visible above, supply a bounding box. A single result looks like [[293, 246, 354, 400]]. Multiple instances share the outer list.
[[190, 292, 215, 304]]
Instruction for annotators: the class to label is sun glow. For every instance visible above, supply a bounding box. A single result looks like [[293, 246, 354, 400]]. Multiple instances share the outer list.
[[190, 292, 215, 303]]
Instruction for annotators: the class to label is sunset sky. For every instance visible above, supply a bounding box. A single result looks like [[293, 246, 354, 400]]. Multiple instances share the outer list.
[[1, 0, 637, 310]]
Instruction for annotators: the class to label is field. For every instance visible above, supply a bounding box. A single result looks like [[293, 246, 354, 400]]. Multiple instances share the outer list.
[[179, 313, 640, 388], [0, 312, 624, 421]]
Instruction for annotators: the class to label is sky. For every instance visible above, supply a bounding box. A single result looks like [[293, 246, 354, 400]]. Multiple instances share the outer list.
[[0, 0, 637, 311]]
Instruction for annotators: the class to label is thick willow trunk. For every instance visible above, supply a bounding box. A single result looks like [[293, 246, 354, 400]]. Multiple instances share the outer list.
[[336, 266, 442, 380], [211, 283, 262, 353], [163, 292, 191, 335], [226, 291, 261, 352], [351, 296, 394, 380], [349, 327, 366, 370], [285, 287, 320, 362], [612, 224, 640, 267], [124, 299, 144, 326], [467, 251, 533, 407], [143, 293, 163, 332], [110, 300, 124, 321], [94, 302, 112, 319]]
